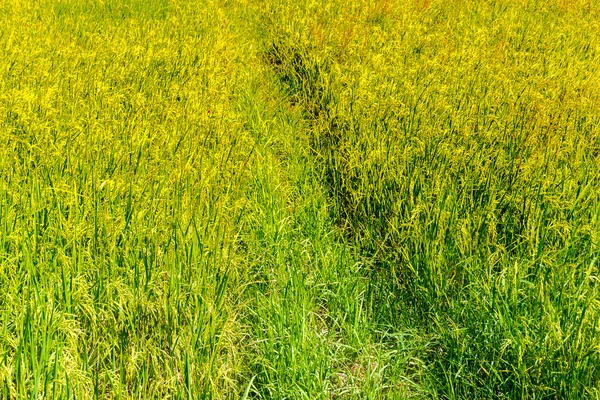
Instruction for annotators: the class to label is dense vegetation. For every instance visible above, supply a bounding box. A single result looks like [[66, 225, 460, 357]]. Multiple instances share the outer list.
[[1, 0, 599, 398]]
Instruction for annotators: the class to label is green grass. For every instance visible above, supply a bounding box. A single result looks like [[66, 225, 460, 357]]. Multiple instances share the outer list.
[[1, 0, 600, 398]]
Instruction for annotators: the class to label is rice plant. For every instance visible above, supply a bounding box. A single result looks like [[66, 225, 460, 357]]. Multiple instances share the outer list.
[[1, 0, 599, 398]]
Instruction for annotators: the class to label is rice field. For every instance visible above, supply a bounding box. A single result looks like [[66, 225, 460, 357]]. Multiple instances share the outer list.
[[1, 0, 599, 398]]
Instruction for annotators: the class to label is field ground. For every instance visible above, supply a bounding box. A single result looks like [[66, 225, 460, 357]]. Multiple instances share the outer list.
[[1, 0, 600, 398]]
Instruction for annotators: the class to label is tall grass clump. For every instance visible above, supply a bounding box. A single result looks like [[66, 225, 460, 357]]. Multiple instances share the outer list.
[[258, 0, 600, 397], [0, 1, 260, 397]]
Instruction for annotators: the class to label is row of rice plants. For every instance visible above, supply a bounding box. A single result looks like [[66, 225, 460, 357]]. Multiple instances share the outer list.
[[257, 0, 600, 397], [0, 1, 257, 397]]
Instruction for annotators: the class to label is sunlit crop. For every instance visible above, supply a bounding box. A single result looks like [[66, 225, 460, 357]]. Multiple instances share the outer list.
[[1, 0, 599, 398]]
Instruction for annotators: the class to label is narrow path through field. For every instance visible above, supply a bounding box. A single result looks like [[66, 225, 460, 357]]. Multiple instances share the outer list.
[[225, 5, 431, 398]]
